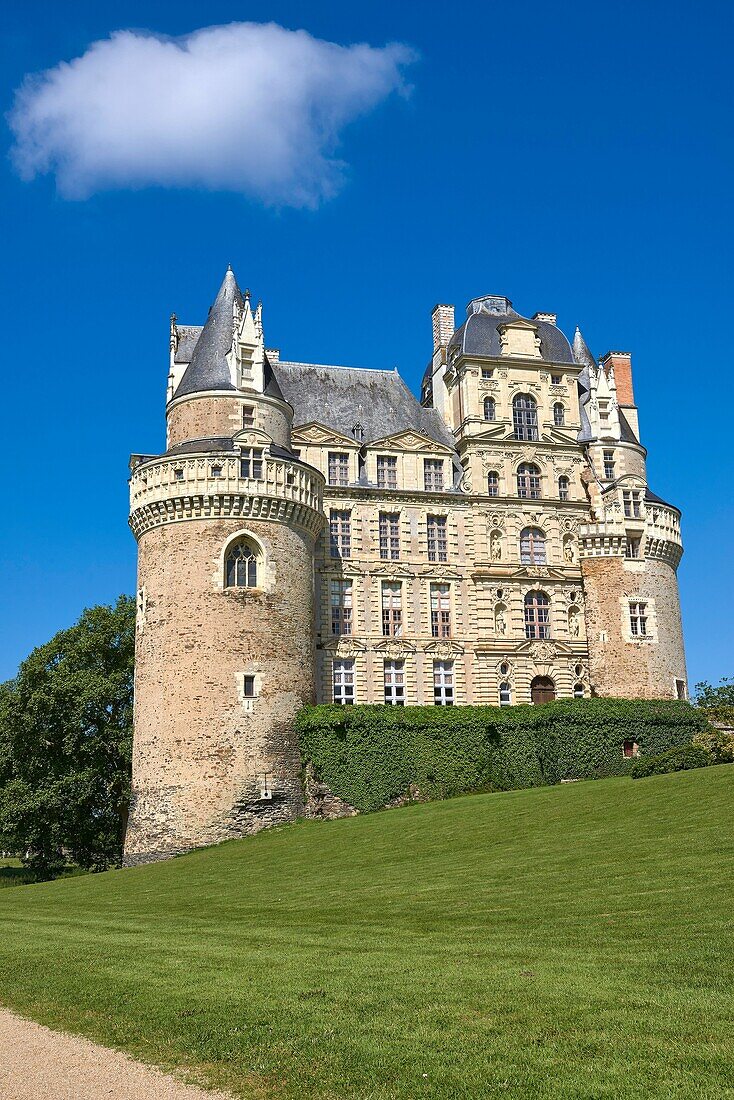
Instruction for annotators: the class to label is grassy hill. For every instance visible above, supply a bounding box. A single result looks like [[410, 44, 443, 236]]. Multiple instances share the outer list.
[[0, 768, 732, 1099]]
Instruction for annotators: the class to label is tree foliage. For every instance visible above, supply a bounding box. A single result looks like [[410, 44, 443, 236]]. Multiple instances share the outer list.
[[694, 677, 734, 707], [0, 597, 135, 876]]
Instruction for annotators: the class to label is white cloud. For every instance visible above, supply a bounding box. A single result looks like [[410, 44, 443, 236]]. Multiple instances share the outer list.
[[8, 22, 415, 207]]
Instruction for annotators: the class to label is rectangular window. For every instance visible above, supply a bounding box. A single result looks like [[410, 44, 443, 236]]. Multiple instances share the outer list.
[[243, 675, 255, 698], [487, 471, 500, 497], [383, 660, 405, 706], [424, 459, 444, 491], [330, 580, 353, 636], [427, 515, 448, 562], [551, 374, 562, 385], [333, 659, 355, 705], [242, 405, 255, 428], [625, 537, 641, 559], [482, 368, 494, 379], [381, 582, 403, 637], [173, 468, 184, 481], [433, 660, 454, 706], [377, 455, 398, 489], [328, 452, 349, 486], [603, 450, 615, 480], [329, 510, 351, 558], [623, 490, 642, 519], [675, 678, 687, 700], [430, 584, 451, 638], [629, 601, 648, 636], [379, 512, 400, 560], [240, 448, 263, 479]]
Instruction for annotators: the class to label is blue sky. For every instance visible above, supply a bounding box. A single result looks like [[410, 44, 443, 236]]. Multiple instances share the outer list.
[[0, 0, 732, 688]]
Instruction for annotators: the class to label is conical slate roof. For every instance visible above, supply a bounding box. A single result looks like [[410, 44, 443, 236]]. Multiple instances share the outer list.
[[175, 269, 243, 398], [572, 326, 596, 371]]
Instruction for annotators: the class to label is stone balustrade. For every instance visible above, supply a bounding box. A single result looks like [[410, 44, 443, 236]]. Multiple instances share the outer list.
[[129, 451, 325, 539]]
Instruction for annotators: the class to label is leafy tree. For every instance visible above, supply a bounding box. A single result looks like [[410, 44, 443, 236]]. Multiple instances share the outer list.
[[0, 597, 135, 876], [694, 678, 734, 708]]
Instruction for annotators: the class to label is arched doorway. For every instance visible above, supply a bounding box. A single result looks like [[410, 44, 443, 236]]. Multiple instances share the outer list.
[[530, 676, 556, 704]]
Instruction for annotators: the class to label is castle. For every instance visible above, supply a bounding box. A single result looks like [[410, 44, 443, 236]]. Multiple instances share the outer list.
[[123, 268, 687, 864]]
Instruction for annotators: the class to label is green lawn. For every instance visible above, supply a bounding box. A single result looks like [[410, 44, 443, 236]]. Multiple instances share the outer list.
[[0, 768, 732, 1099]]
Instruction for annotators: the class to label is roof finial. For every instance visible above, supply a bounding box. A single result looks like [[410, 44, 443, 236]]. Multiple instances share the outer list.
[[227, 262, 232, 271], [244, 287, 251, 301]]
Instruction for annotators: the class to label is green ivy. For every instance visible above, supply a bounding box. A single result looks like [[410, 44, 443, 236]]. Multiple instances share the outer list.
[[630, 744, 711, 779], [297, 699, 711, 813]]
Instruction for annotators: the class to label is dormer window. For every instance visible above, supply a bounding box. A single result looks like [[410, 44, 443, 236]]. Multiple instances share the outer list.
[[352, 423, 364, 442]]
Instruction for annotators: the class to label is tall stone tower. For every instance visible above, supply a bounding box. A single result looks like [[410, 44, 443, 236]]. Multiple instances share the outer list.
[[124, 269, 324, 865], [572, 330, 687, 700]]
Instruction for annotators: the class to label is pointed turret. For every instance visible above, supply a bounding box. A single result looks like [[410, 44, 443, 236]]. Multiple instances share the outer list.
[[174, 268, 244, 398], [572, 326, 596, 371]]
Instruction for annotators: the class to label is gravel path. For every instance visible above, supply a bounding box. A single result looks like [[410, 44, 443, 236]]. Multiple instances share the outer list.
[[0, 1009, 235, 1099]]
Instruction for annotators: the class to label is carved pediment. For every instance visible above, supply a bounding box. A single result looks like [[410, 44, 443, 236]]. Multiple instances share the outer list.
[[511, 566, 569, 582], [374, 637, 417, 658], [420, 565, 463, 580], [233, 428, 272, 447], [424, 639, 465, 658], [292, 422, 359, 448], [371, 563, 415, 579], [323, 636, 367, 658], [369, 429, 452, 453]]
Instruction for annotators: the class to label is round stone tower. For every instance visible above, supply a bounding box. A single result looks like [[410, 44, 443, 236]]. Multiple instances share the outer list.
[[124, 270, 324, 865], [572, 333, 688, 700]]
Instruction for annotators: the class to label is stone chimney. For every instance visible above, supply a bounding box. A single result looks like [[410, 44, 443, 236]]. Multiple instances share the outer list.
[[532, 311, 557, 326], [432, 304, 455, 353], [601, 351, 634, 406]]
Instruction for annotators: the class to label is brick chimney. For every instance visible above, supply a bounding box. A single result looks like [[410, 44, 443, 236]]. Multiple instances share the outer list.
[[601, 351, 634, 406], [432, 304, 455, 353]]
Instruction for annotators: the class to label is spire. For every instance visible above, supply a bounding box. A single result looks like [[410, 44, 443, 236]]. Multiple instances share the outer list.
[[174, 269, 244, 398], [572, 326, 596, 370]]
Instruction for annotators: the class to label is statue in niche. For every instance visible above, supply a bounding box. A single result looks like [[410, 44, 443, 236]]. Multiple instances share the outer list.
[[568, 606, 580, 637], [563, 536, 577, 564], [490, 530, 503, 561], [495, 604, 507, 635]]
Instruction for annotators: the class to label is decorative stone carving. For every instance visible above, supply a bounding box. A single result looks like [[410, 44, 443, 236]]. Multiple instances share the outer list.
[[529, 640, 555, 662], [490, 530, 503, 560], [494, 603, 507, 635]]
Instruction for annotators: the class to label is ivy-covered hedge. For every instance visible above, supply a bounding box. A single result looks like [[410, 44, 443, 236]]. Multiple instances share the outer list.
[[630, 744, 711, 779], [296, 699, 711, 813]]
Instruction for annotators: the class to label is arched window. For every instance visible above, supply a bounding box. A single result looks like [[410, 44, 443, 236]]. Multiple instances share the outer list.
[[512, 394, 538, 441], [520, 527, 546, 565], [573, 683, 585, 699], [558, 475, 569, 501], [499, 681, 511, 706], [553, 402, 565, 426], [483, 397, 496, 421], [487, 471, 500, 497], [524, 591, 551, 639], [530, 676, 556, 704], [225, 541, 258, 588], [517, 463, 541, 499]]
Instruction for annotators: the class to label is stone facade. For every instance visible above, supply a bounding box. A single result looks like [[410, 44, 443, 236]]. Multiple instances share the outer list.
[[124, 269, 688, 863]]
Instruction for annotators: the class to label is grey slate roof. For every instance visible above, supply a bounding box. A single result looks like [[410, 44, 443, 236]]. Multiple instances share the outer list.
[[645, 488, 680, 513], [447, 296, 575, 364], [275, 361, 457, 451], [173, 269, 284, 401], [174, 325, 203, 364], [176, 269, 242, 397], [572, 327, 596, 371]]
